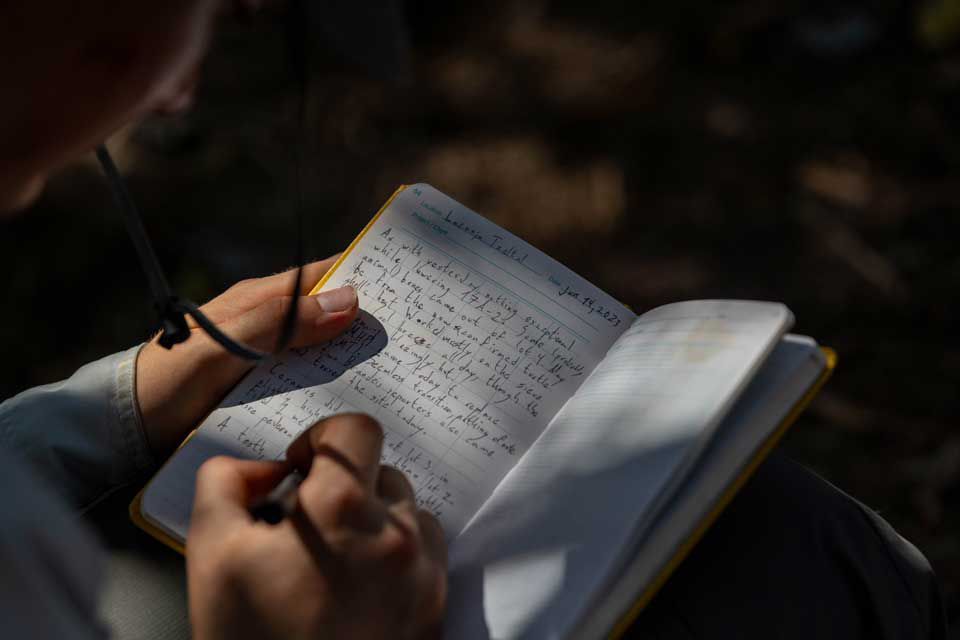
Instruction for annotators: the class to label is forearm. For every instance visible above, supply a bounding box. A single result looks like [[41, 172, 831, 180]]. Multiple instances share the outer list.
[[0, 259, 354, 511]]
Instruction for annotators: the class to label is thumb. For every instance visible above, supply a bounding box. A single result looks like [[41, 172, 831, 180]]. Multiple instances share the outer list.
[[190, 456, 290, 534], [220, 285, 359, 353]]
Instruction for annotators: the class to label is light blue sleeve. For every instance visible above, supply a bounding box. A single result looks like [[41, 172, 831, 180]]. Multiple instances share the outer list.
[[0, 344, 156, 511], [0, 449, 109, 640]]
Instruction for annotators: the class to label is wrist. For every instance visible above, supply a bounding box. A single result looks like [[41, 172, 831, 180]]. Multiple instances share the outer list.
[[136, 330, 252, 460]]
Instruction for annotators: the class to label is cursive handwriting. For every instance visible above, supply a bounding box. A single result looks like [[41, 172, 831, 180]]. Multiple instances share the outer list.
[[203, 189, 629, 535]]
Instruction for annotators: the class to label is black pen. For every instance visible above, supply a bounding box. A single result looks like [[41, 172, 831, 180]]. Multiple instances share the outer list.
[[249, 470, 304, 524]]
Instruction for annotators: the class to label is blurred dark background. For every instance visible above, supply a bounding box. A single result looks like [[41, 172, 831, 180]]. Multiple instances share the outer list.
[[2, 0, 958, 630]]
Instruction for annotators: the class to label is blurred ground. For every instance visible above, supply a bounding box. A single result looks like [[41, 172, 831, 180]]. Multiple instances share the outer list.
[[2, 0, 958, 630]]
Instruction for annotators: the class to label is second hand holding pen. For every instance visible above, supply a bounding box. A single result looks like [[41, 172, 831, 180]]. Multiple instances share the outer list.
[[249, 470, 304, 524]]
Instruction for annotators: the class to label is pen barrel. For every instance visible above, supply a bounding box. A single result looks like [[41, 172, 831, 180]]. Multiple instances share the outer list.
[[250, 471, 303, 524]]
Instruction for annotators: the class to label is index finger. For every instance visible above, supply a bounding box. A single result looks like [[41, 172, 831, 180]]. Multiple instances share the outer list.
[[268, 254, 344, 297], [297, 255, 344, 295], [190, 456, 290, 531], [286, 413, 384, 491], [191, 254, 342, 327], [250, 255, 344, 298]]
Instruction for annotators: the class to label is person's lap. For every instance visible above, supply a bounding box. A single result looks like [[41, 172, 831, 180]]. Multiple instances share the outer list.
[[86, 486, 190, 640], [86, 455, 946, 639], [630, 454, 947, 639]]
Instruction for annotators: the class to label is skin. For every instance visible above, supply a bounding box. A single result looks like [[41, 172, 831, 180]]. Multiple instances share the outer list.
[[0, 1, 447, 638], [0, 0, 219, 211], [189, 414, 447, 640], [135, 255, 357, 459]]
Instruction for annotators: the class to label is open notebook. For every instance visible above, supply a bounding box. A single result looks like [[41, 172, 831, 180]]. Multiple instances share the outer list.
[[132, 184, 833, 638]]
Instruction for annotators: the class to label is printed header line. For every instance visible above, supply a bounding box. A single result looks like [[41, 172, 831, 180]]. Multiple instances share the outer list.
[[397, 216, 605, 333], [393, 224, 593, 345], [421, 202, 548, 279], [440, 229, 587, 327], [410, 209, 604, 334]]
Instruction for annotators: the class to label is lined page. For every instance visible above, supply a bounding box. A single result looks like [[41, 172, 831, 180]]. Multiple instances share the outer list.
[[142, 184, 635, 540], [445, 300, 791, 639]]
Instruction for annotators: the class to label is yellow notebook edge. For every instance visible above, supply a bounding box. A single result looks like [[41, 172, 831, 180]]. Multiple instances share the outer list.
[[607, 346, 838, 639], [128, 184, 410, 554]]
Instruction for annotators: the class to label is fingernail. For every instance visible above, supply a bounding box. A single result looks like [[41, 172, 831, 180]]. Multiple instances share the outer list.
[[314, 286, 357, 313]]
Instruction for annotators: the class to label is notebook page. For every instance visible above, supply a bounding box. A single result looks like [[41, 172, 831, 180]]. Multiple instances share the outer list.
[[445, 300, 790, 639], [576, 336, 826, 638], [142, 184, 635, 541]]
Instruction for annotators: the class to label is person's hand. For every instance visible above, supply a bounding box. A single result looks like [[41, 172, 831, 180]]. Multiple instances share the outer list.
[[186, 413, 448, 640], [136, 255, 359, 459]]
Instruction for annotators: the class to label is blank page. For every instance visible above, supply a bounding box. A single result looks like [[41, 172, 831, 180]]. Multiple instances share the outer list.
[[141, 184, 634, 542], [445, 300, 791, 639], [576, 335, 826, 638]]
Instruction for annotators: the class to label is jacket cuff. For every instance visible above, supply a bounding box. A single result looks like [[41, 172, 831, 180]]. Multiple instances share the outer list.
[[115, 343, 156, 483]]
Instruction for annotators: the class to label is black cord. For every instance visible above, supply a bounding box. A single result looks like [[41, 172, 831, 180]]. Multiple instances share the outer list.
[[96, 144, 193, 350], [274, 0, 309, 355], [97, 141, 265, 357], [174, 299, 265, 360], [95, 146, 175, 308], [96, 2, 312, 361]]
